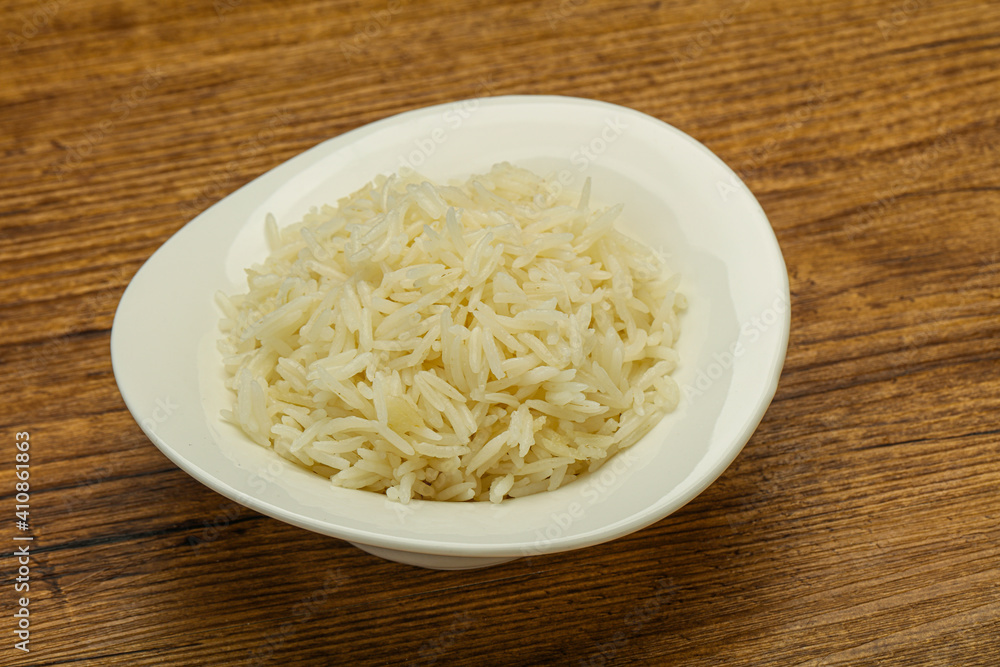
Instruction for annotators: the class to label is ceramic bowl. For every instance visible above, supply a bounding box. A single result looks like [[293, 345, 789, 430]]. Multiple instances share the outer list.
[[111, 95, 789, 569]]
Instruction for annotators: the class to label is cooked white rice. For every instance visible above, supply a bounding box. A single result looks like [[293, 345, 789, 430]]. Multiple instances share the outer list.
[[218, 162, 685, 503]]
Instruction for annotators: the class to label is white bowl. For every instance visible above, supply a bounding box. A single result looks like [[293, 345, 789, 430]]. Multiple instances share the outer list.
[[111, 95, 789, 570]]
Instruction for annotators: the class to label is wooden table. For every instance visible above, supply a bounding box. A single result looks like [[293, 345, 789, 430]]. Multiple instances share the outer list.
[[3, 0, 998, 664]]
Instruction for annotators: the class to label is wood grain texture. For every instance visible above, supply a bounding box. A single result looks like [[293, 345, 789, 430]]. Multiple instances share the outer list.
[[2, 0, 999, 664]]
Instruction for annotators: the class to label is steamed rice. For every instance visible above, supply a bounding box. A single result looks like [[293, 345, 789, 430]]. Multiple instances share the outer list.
[[218, 163, 685, 503]]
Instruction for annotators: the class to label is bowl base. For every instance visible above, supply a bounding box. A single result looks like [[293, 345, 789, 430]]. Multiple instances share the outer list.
[[349, 542, 520, 570]]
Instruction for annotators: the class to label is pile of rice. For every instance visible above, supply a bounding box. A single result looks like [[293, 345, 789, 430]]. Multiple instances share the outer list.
[[218, 163, 685, 503]]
